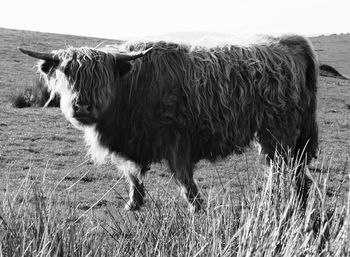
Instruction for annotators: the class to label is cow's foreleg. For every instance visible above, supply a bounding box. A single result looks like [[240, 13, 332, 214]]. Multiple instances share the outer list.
[[176, 175, 203, 213], [167, 141, 203, 212], [170, 161, 203, 212], [111, 154, 145, 210]]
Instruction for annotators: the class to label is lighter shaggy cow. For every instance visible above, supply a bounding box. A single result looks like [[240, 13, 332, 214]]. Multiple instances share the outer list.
[[19, 35, 318, 211]]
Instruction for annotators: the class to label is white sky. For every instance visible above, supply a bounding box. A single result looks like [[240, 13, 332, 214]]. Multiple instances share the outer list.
[[1, 0, 349, 40]]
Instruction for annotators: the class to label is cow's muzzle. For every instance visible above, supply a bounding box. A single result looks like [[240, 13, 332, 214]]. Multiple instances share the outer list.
[[72, 104, 97, 125]]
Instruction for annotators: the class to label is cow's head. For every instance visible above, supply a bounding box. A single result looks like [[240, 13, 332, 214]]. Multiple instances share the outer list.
[[19, 46, 152, 129]]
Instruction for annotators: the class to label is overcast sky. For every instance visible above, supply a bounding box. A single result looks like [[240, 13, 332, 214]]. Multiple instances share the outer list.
[[1, 0, 349, 40]]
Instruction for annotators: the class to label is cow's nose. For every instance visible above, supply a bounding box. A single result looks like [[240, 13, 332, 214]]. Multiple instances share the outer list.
[[73, 103, 91, 116]]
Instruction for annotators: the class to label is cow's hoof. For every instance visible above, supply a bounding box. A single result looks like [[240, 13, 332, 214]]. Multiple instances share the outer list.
[[188, 199, 204, 213], [124, 201, 140, 211]]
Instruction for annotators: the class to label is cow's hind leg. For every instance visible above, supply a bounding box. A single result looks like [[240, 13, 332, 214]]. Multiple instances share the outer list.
[[111, 154, 147, 210], [294, 162, 313, 208], [257, 132, 311, 208]]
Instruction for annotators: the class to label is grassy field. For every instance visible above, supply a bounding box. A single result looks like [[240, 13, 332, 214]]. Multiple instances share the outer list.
[[0, 27, 349, 256]]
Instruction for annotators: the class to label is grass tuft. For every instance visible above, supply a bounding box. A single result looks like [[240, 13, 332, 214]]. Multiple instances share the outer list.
[[11, 90, 32, 108], [11, 77, 60, 108]]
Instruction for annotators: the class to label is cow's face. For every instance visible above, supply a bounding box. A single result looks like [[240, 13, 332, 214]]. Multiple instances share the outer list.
[[44, 48, 119, 130], [19, 47, 152, 130]]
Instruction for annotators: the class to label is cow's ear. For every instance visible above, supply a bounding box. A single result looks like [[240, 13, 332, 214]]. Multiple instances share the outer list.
[[39, 60, 59, 74], [116, 61, 132, 77]]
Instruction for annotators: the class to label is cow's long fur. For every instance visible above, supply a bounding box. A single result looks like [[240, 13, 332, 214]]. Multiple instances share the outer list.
[[30, 35, 319, 210]]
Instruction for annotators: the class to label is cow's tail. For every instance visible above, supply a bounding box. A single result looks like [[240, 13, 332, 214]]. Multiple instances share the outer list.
[[290, 36, 319, 164]]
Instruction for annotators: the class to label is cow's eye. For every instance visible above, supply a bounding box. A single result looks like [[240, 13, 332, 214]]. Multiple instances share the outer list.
[[40, 60, 59, 74]]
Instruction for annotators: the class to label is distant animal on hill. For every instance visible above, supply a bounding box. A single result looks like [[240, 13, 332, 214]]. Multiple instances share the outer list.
[[319, 63, 349, 80], [19, 35, 318, 211]]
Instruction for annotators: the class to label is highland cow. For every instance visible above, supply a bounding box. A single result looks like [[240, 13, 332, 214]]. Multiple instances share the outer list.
[[19, 35, 318, 211]]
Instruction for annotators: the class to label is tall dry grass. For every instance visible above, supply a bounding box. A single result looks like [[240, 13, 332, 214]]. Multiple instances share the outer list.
[[0, 156, 349, 256]]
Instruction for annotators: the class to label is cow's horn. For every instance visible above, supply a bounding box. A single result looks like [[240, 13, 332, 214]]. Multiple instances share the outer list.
[[18, 48, 59, 62], [114, 47, 153, 61]]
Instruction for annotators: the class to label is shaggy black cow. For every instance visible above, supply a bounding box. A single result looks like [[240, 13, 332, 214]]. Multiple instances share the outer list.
[[19, 35, 318, 211]]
